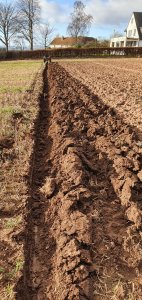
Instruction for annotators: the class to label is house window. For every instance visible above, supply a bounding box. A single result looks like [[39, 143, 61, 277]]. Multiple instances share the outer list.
[[133, 29, 136, 36], [128, 30, 132, 37], [120, 41, 124, 47]]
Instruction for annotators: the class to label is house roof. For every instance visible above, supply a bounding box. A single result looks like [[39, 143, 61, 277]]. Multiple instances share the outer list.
[[133, 12, 142, 39], [50, 36, 96, 46]]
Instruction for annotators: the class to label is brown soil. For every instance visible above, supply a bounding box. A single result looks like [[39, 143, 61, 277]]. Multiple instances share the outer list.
[[59, 58, 142, 132], [15, 62, 142, 299]]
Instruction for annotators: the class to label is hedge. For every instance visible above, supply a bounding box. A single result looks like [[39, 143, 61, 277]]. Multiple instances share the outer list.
[[1, 47, 142, 60]]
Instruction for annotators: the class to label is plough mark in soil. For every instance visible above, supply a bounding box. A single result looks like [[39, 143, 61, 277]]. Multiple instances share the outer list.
[[15, 64, 55, 300], [16, 63, 142, 300]]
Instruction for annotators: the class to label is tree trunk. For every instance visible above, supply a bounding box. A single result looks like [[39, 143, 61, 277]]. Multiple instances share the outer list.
[[44, 38, 47, 49], [31, 37, 33, 50], [29, 18, 33, 50], [30, 30, 33, 50], [6, 41, 8, 52]]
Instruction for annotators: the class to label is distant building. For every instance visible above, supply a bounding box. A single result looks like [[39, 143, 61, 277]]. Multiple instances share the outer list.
[[49, 36, 97, 48], [110, 12, 142, 47]]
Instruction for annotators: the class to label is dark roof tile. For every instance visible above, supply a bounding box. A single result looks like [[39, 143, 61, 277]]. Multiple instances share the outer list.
[[50, 36, 96, 46], [133, 12, 142, 39]]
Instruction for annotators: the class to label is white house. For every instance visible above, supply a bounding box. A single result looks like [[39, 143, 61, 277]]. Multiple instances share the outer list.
[[110, 12, 142, 47]]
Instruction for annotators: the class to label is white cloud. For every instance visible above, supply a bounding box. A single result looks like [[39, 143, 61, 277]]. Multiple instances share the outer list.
[[39, 0, 142, 38], [40, 0, 69, 25], [86, 0, 142, 26]]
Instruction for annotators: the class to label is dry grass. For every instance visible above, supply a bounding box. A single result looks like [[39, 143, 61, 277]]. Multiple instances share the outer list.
[[0, 60, 41, 140], [0, 60, 41, 94], [0, 59, 43, 299]]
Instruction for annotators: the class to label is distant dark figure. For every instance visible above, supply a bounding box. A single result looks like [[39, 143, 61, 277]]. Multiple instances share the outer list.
[[43, 55, 51, 63], [43, 55, 47, 63]]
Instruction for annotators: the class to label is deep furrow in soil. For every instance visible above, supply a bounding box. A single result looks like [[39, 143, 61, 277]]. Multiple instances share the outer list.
[[16, 62, 142, 300], [16, 63, 55, 300]]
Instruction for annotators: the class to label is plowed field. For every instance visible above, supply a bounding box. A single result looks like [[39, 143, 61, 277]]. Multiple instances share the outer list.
[[59, 58, 142, 131], [16, 61, 142, 300]]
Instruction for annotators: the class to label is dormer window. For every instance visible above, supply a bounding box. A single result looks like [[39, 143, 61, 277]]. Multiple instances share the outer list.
[[133, 29, 136, 36]]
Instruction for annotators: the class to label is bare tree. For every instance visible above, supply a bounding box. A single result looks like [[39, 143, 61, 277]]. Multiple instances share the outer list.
[[110, 31, 122, 38], [0, 2, 18, 52], [13, 34, 25, 50], [67, 1, 93, 41], [17, 0, 41, 50], [40, 23, 54, 49]]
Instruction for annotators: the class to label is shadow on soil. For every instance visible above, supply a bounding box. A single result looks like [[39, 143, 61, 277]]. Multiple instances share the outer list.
[[15, 63, 54, 300], [14, 62, 142, 299]]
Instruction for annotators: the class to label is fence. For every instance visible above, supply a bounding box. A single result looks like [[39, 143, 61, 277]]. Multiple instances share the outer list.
[[1, 47, 142, 60]]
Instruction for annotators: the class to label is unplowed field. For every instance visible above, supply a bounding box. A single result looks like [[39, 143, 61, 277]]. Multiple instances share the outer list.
[[0, 60, 42, 300], [15, 61, 142, 300]]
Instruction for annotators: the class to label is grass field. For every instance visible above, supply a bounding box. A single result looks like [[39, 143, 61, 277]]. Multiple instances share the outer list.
[[0, 60, 42, 299], [0, 60, 42, 140], [0, 60, 41, 93]]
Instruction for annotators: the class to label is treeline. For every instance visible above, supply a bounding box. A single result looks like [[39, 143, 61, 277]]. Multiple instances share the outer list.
[[0, 0, 53, 51], [0, 47, 142, 60], [0, 1, 94, 52]]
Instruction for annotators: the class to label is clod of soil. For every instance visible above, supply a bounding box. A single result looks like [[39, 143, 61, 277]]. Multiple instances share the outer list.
[[40, 177, 56, 198], [0, 137, 14, 149]]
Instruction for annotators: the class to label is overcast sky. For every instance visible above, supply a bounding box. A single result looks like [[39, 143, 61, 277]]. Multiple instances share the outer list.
[[40, 0, 142, 38]]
